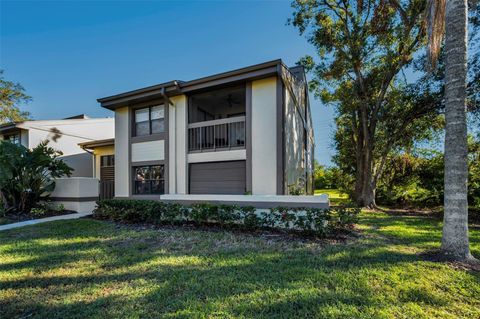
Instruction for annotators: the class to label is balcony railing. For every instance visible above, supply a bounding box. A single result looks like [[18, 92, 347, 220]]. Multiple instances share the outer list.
[[188, 116, 246, 152]]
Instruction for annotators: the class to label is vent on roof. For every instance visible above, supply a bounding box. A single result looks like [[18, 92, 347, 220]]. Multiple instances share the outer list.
[[63, 114, 90, 120]]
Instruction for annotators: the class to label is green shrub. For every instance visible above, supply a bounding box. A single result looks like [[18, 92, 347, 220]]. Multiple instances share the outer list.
[[94, 200, 360, 237]]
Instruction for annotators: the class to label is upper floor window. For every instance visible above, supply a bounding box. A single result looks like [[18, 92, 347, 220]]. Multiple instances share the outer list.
[[135, 105, 165, 136]]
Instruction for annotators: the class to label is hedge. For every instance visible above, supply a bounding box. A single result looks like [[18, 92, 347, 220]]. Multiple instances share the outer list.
[[93, 199, 360, 237]]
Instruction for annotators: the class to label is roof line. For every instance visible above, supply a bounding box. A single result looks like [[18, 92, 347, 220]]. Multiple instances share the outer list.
[[97, 59, 284, 106]]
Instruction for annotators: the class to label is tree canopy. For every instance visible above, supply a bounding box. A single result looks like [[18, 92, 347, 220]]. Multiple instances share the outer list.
[[0, 70, 31, 124]]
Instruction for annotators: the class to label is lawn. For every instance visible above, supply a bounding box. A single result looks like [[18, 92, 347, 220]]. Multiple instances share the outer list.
[[315, 188, 350, 205], [1, 213, 479, 319]]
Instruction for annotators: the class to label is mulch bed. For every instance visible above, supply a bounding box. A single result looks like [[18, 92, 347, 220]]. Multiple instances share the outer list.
[[88, 215, 361, 245]]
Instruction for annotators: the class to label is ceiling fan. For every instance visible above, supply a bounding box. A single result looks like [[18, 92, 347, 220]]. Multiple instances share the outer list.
[[226, 94, 241, 108]]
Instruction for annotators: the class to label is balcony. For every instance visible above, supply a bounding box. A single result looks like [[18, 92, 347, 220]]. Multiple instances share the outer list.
[[188, 116, 246, 152]]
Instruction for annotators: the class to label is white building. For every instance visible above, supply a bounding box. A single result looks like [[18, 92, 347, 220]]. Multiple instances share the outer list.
[[0, 114, 114, 177]]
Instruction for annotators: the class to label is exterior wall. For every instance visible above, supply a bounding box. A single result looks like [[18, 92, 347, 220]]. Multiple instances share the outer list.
[[251, 77, 278, 195], [50, 177, 99, 213], [282, 69, 314, 195], [16, 118, 113, 177], [168, 95, 188, 194], [160, 194, 329, 209], [23, 118, 113, 156], [115, 107, 130, 197], [20, 129, 29, 147], [131, 140, 164, 162], [93, 145, 115, 178], [188, 149, 246, 163], [284, 86, 306, 192]]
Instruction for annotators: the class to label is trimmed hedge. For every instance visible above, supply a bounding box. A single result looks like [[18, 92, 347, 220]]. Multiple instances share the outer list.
[[94, 199, 360, 237]]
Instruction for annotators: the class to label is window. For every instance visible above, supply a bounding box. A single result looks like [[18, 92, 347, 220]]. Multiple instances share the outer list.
[[134, 165, 165, 194], [5, 133, 20, 145], [100, 155, 114, 167], [135, 105, 165, 136]]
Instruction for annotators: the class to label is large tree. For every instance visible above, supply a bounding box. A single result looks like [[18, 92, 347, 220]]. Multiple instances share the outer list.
[[290, 0, 436, 207], [0, 70, 31, 124], [426, 0, 475, 261]]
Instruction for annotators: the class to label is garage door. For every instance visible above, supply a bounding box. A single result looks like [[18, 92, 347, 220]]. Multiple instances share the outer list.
[[189, 160, 246, 194]]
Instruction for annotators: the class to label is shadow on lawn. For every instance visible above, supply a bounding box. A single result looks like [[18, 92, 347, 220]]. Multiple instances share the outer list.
[[1, 217, 479, 318]]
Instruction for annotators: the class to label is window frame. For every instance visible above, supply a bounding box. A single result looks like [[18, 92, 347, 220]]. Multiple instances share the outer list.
[[133, 164, 165, 195], [5, 133, 20, 145], [100, 155, 115, 167], [134, 105, 165, 137]]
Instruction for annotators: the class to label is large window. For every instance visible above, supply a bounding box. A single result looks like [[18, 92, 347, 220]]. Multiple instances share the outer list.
[[134, 165, 165, 194], [135, 105, 165, 136]]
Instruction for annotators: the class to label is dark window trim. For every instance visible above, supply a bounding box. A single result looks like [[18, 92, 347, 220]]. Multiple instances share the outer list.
[[133, 104, 165, 137], [132, 164, 165, 195], [100, 155, 115, 167]]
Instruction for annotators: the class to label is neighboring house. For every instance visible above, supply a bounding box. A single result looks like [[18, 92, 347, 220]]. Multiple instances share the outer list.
[[0, 114, 114, 177], [78, 138, 115, 199], [96, 59, 315, 199]]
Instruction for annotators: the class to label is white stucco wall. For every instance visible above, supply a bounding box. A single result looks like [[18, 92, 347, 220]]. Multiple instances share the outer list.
[[131, 140, 164, 162], [169, 95, 188, 194], [50, 177, 99, 213], [188, 149, 246, 163], [20, 118, 114, 156], [115, 107, 129, 197], [251, 77, 278, 195], [14, 118, 114, 177]]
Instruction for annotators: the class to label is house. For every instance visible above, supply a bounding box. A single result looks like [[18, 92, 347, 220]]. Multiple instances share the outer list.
[[0, 115, 114, 177], [95, 60, 315, 199]]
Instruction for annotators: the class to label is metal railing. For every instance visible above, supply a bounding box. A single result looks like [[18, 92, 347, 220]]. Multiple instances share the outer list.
[[188, 116, 246, 152]]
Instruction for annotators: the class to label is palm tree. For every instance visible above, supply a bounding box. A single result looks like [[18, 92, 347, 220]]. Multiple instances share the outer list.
[[426, 0, 475, 261]]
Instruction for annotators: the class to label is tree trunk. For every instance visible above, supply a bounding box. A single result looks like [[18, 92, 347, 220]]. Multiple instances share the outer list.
[[441, 0, 473, 260], [354, 141, 376, 208]]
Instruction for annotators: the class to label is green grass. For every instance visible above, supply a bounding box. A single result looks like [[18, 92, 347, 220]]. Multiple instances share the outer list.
[[1, 213, 479, 319], [315, 188, 350, 205]]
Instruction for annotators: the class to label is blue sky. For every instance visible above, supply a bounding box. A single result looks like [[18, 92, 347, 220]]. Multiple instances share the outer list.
[[0, 0, 336, 165]]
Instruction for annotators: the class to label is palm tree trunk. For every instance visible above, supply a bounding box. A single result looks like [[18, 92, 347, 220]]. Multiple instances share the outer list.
[[441, 0, 472, 260]]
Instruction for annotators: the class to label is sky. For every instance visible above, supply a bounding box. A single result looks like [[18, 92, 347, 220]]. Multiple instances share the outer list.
[[0, 0, 336, 165]]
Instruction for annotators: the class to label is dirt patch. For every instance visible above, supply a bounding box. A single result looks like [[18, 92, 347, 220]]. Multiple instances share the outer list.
[[90, 216, 362, 247]]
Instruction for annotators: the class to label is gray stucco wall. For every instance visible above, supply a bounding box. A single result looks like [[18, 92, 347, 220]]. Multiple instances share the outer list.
[[282, 68, 314, 195]]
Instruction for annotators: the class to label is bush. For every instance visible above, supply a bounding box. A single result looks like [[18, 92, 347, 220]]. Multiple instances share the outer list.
[[94, 200, 360, 237], [0, 141, 72, 213]]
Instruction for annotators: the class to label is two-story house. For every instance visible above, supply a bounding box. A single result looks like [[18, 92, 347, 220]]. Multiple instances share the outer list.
[[95, 60, 314, 199]]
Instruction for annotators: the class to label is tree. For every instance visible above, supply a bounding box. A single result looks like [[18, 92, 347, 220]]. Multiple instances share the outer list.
[[0, 141, 72, 213], [426, 0, 475, 261], [290, 0, 440, 207], [0, 70, 31, 124]]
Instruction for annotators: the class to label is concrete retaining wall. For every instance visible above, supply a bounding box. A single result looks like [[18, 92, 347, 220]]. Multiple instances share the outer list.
[[159, 194, 329, 209], [50, 177, 99, 213]]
